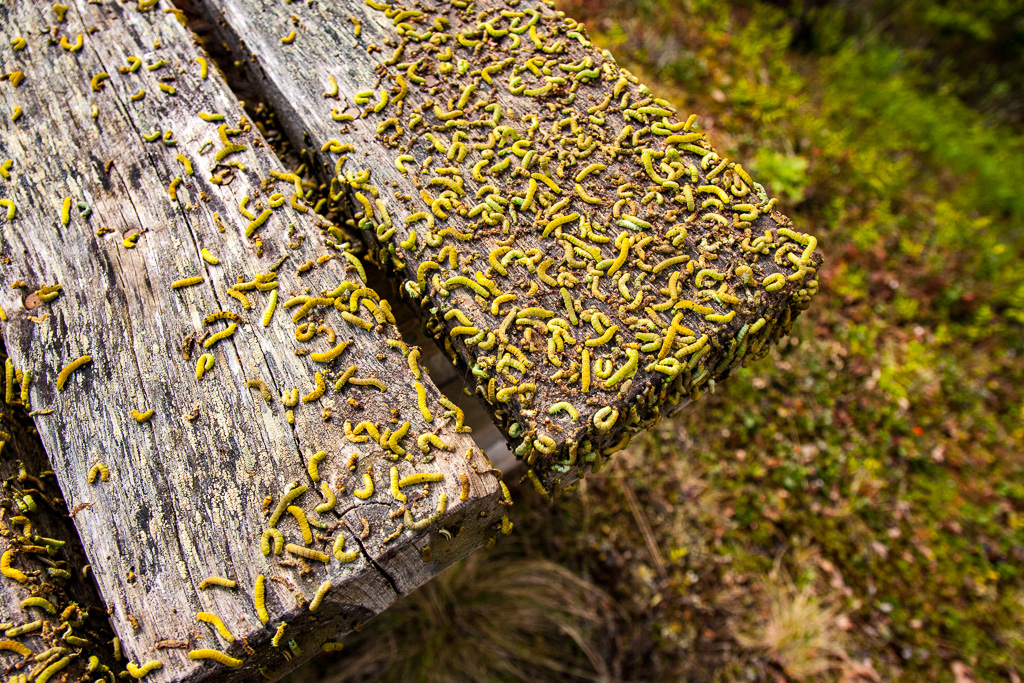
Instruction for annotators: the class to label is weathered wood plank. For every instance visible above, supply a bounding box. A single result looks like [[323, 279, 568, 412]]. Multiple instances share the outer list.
[[0, 2, 504, 680], [0, 342, 120, 681], [196, 0, 823, 493]]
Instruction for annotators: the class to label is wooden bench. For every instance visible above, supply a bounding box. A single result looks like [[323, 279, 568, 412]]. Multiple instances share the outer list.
[[198, 0, 819, 494], [0, 0, 820, 680]]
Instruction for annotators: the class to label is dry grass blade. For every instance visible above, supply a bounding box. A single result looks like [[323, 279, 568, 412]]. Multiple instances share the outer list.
[[737, 571, 851, 681], [615, 474, 668, 581], [304, 550, 613, 683]]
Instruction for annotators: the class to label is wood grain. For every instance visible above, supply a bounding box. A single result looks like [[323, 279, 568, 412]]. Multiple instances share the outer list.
[[0, 2, 504, 680], [196, 0, 823, 494]]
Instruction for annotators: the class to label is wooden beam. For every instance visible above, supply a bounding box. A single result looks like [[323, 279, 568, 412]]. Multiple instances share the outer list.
[[0, 341, 121, 681], [195, 0, 822, 494], [0, 2, 504, 680]]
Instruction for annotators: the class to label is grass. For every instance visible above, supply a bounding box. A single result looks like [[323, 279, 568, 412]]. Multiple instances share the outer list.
[[296, 549, 614, 683], [736, 571, 850, 680]]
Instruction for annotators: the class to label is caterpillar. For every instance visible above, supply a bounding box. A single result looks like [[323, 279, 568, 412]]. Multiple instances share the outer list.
[[353, 472, 374, 499], [226, 288, 251, 309], [36, 656, 71, 683], [285, 544, 329, 564], [0, 639, 32, 657], [333, 532, 359, 563], [197, 612, 234, 642], [59, 34, 82, 51], [171, 276, 204, 289], [548, 402, 579, 421], [413, 382, 433, 422], [389, 467, 405, 503], [387, 422, 411, 456], [188, 649, 242, 668], [87, 462, 109, 484], [203, 312, 241, 325], [315, 482, 337, 513], [245, 209, 272, 238], [262, 289, 278, 327], [404, 493, 449, 530], [260, 528, 284, 556], [593, 407, 619, 431], [287, 506, 313, 545], [302, 372, 326, 403], [307, 450, 327, 482], [254, 575, 268, 623], [268, 485, 307, 526], [398, 472, 444, 488], [195, 353, 214, 380], [310, 340, 351, 363], [168, 178, 183, 202], [309, 581, 332, 612], [90, 72, 109, 91], [126, 660, 163, 678], [417, 433, 451, 454], [408, 348, 422, 379], [247, 379, 273, 403], [56, 355, 92, 391], [603, 348, 639, 390], [20, 596, 55, 613], [5, 619, 40, 636]]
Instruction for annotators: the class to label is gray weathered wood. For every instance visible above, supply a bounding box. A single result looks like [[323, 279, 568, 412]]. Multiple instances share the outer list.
[[0, 342, 120, 681], [0, 1, 504, 680], [195, 0, 822, 494]]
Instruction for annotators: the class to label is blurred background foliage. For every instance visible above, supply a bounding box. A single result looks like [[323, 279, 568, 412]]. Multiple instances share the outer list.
[[300, 0, 1024, 680]]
